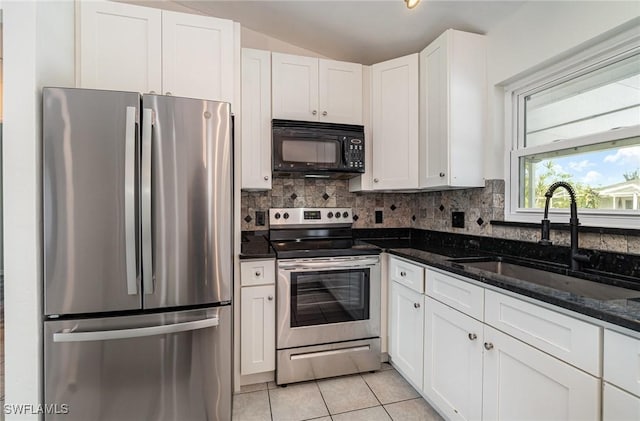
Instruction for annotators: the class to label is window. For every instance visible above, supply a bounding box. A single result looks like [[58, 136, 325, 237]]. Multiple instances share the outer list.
[[505, 24, 640, 228]]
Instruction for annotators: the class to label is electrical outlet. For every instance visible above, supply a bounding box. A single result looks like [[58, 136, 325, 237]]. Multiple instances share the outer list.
[[375, 210, 383, 224], [255, 211, 266, 226], [452, 211, 465, 228]]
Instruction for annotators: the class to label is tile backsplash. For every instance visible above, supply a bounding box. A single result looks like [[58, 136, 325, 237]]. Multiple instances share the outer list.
[[241, 177, 639, 254]]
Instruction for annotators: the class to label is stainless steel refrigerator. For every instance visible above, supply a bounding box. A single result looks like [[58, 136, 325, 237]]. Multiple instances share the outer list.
[[42, 87, 233, 421]]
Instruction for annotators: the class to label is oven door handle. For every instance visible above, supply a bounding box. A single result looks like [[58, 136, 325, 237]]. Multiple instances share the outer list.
[[278, 258, 379, 270]]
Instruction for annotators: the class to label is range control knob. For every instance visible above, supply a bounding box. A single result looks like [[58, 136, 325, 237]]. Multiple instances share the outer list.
[[335, 212, 341, 218], [327, 212, 334, 218], [342, 212, 349, 218], [283, 212, 290, 219], [274, 213, 281, 220]]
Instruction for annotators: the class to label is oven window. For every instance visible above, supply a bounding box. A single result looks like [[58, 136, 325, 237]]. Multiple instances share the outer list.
[[282, 139, 338, 164], [290, 269, 370, 327]]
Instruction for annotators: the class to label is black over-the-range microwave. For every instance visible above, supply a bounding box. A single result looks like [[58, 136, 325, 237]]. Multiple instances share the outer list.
[[272, 119, 365, 179]]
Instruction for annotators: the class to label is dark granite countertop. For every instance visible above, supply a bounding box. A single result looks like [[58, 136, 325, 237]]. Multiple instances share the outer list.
[[240, 232, 275, 260], [382, 245, 640, 333]]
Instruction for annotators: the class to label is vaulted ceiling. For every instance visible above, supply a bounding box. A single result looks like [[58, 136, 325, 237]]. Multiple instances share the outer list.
[[123, 0, 526, 64]]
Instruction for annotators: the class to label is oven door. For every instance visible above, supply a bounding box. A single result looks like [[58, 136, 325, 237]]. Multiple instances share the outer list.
[[277, 256, 381, 349], [273, 131, 345, 172]]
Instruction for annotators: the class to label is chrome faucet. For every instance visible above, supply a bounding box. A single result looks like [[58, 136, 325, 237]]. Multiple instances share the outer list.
[[538, 181, 590, 271]]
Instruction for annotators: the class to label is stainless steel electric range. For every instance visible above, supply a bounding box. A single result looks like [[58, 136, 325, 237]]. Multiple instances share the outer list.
[[269, 208, 382, 385]]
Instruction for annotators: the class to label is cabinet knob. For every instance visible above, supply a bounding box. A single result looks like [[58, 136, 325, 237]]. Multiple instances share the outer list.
[[255, 271, 261, 277], [263, 176, 269, 181], [267, 295, 274, 301], [322, 111, 328, 116], [484, 342, 494, 351], [373, 178, 379, 183], [439, 172, 445, 177], [165, 92, 172, 96], [400, 271, 406, 277], [413, 302, 421, 309], [468, 333, 477, 341], [149, 91, 156, 94], [312, 110, 317, 116]]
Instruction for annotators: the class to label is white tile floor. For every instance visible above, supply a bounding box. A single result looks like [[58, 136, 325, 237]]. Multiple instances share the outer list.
[[232, 363, 444, 421]]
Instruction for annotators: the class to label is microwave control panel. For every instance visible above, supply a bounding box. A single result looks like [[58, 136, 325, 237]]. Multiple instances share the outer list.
[[344, 137, 365, 170]]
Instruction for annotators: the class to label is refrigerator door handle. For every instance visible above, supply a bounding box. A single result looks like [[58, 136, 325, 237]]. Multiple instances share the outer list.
[[53, 316, 219, 343], [141, 108, 154, 295], [124, 106, 138, 295]]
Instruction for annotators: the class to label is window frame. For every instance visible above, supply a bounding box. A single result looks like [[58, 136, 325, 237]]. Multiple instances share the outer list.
[[503, 21, 640, 229]]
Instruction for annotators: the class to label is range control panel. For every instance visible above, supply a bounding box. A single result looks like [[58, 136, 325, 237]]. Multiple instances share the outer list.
[[269, 208, 353, 227]]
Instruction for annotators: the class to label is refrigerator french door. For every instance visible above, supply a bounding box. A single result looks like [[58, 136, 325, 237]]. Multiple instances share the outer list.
[[42, 87, 233, 421]]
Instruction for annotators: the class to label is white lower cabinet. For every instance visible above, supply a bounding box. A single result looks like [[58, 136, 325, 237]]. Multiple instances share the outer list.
[[423, 296, 483, 421], [482, 325, 600, 421], [603, 329, 640, 420], [389, 281, 424, 387], [240, 284, 275, 375], [603, 382, 640, 421]]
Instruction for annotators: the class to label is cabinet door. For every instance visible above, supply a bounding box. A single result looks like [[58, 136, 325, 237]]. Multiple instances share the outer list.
[[483, 326, 600, 421], [241, 285, 276, 375], [318, 59, 363, 124], [389, 281, 423, 387], [603, 382, 640, 421], [419, 33, 448, 188], [241, 49, 272, 190], [423, 297, 483, 421], [272, 53, 319, 121], [162, 11, 234, 102], [371, 54, 419, 190], [78, 0, 162, 93]]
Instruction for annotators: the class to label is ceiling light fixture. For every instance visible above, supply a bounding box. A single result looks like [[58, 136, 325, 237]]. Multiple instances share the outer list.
[[405, 0, 420, 9]]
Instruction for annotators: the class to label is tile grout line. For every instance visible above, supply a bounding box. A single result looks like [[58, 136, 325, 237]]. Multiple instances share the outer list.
[[313, 379, 332, 420], [266, 383, 274, 421], [361, 371, 396, 420]]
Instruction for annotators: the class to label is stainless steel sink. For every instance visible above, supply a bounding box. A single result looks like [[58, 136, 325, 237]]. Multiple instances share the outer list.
[[451, 258, 640, 301]]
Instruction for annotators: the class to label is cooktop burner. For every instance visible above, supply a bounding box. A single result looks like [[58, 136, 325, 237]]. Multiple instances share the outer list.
[[269, 208, 381, 259]]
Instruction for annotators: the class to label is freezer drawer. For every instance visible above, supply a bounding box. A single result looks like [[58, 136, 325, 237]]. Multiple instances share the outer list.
[[44, 307, 231, 421]]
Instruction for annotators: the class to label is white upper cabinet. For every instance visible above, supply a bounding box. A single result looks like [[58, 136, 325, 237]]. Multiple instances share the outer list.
[[78, 1, 162, 93], [241, 48, 272, 190], [162, 11, 234, 102], [318, 59, 363, 124], [419, 29, 486, 189], [272, 53, 363, 124], [371, 54, 419, 190], [272, 53, 319, 121], [78, 1, 235, 102]]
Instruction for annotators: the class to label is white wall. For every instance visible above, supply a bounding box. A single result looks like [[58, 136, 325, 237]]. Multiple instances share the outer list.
[[3, 1, 74, 418], [242, 26, 330, 58], [483, 1, 639, 180]]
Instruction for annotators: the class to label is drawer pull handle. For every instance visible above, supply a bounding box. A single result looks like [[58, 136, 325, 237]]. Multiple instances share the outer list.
[[484, 342, 494, 351], [255, 271, 261, 277], [468, 333, 477, 341], [400, 271, 406, 277], [267, 295, 274, 301], [413, 302, 420, 309]]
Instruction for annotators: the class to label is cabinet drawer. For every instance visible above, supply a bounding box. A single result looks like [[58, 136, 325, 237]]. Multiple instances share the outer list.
[[604, 330, 640, 396], [425, 269, 484, 320], [603, 382, 640, 420], [485, 290, 601, 376], [389, 256, 424, 293], [240, 259, 275, 286]]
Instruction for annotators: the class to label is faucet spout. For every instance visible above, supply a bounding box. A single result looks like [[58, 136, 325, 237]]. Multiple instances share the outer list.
[[538, 181, 587, 271]]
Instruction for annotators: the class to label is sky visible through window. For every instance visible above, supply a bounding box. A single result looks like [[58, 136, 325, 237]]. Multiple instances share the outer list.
[[541, 145, 640, 187]]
